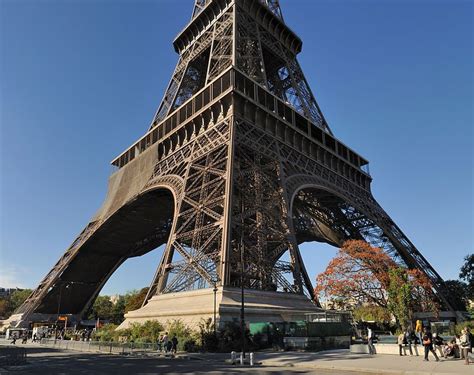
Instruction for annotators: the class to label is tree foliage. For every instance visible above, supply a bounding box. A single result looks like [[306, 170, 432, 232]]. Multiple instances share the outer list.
[[459, 254, 474, 299], [111, 296, 126, 324], [315, 240, 437, 327], [0, 289, 32, 319], [124, 288, 149, 313], [387, 267, 412, 328], [88, 295, 114, 321], [352, 305, 392, 323], [444, 280, 468, 311], [86, 288, 149, 323], [315, 240, 396, 308]]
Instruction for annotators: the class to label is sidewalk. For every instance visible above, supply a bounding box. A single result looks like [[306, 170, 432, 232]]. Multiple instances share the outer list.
[[183, 350, 472, 375], [255, 350, 471, 375], [2, 340, 470, 375]]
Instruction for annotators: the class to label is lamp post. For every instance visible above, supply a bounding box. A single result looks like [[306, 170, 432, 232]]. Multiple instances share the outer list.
[[239, 170, 245, 361], [213, 282, 218, 339], [240, 236, 245, 361], [55, 282, 68, 343]]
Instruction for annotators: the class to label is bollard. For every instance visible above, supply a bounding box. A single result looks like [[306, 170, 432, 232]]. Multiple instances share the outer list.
[[231, 351, 236, 365], [240, 352, 244, 365], [250, 352, 254, 366]]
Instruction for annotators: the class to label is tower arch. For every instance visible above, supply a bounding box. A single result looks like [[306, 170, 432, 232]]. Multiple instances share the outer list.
[[17, 182, 181, 321]]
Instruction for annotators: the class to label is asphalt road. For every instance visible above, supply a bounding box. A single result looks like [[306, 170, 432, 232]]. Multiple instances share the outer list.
[[0, 346, 363, 375]]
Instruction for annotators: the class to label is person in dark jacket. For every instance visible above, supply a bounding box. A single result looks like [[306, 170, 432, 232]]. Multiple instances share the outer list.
[[409, 330, 419, 356], [432, 333, 444, 358], [422, 327, 439, 362], [171, 335, 178, 354]]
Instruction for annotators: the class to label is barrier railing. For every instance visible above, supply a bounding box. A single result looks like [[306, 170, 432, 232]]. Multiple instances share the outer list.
[[40, 338, 162, 355]]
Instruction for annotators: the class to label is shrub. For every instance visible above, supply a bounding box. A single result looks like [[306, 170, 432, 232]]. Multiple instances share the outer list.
[[129, 320, 164, 343], [166, 319, 195, 351], [92, 324, 119, 342]]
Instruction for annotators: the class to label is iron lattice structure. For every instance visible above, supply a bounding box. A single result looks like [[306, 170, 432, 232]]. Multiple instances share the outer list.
[[12, 0, 459, 326]]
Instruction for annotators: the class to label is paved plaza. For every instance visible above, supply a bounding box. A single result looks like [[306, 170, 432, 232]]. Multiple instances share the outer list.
[[0, 342, 471, 374]]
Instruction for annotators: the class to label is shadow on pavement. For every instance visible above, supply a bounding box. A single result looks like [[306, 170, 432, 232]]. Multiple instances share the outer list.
[[1, 350, 318, 375]]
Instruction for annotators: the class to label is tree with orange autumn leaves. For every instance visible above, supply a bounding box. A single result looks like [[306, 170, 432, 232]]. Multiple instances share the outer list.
[[315, 240, 438, 327]]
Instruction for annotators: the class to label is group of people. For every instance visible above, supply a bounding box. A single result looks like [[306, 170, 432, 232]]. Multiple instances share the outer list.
[[9, 331, 29, 345], [395, 321, 472, 365], [157, 332, 179, 354]]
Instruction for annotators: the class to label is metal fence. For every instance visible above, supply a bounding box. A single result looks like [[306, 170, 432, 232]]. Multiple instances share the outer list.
[[40, 338, 162, 355]]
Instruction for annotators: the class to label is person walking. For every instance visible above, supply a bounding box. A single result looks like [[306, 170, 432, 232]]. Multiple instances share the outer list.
[[468, 327, 473, 355], [404, 330, 414, 355], [162, 332, 169, 353], [10, 333, 17, 345], [433, 333, 444, 358], [415, 320, 423, 344], [398, 332, 406, 356], [157, 334, 163, 352], [409, 330, 419, 356], [367, 327, 375, 355], [171, 335, 178, 354], [460, 328, 471, 365], [422, 327, 439, 362]]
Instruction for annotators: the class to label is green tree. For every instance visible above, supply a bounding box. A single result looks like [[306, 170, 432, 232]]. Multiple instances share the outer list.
[[387, 268, 412, 329], [124, 287, 149, 313], [459, 254, 474, 299], [88, 296, 114, 320], [9, 289, 32, 312], [111, 296, 126, 324], [0, 298, 11, 318], [352, 305, 392, 323], [444, 280, 468, 311]]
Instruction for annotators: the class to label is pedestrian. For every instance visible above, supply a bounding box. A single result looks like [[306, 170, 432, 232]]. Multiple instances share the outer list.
[[433, 333, 444, 358], [10, 333, 17, 345], [367, 326, 375, 355], [21, 332, 28, 344], [468, 327, 473, 355], [415, 320, 423, 344], [157, 334, 163, 352], [454, 335, 464, 359], [422, 326, 439, 362], [398, 332, 406, 356], [162, 332, 169, 353], [404, 330, 413, 355], [460, 328, 471, 365], [409, 330, 419, 356], [171, 335, 178, 354]]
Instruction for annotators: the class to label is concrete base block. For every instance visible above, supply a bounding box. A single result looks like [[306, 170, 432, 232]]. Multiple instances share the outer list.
[[118, 286, 322, 330], [350, 343, 425, 356]]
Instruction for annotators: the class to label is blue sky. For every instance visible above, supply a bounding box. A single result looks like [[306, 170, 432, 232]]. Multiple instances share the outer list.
[[1, 0, 472, 296]]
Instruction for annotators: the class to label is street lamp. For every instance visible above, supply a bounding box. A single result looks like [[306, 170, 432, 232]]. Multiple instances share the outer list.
[[213, 282, 218, 339], [239, 174, 246, 361], [55, 282, 69, 343]]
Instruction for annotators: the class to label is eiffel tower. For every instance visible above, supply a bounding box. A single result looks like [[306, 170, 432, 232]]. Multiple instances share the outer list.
[[7, 0, 460, 328]]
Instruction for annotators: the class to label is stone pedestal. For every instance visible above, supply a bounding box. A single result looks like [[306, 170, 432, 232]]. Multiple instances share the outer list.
[[118, 287, 321, 330]]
